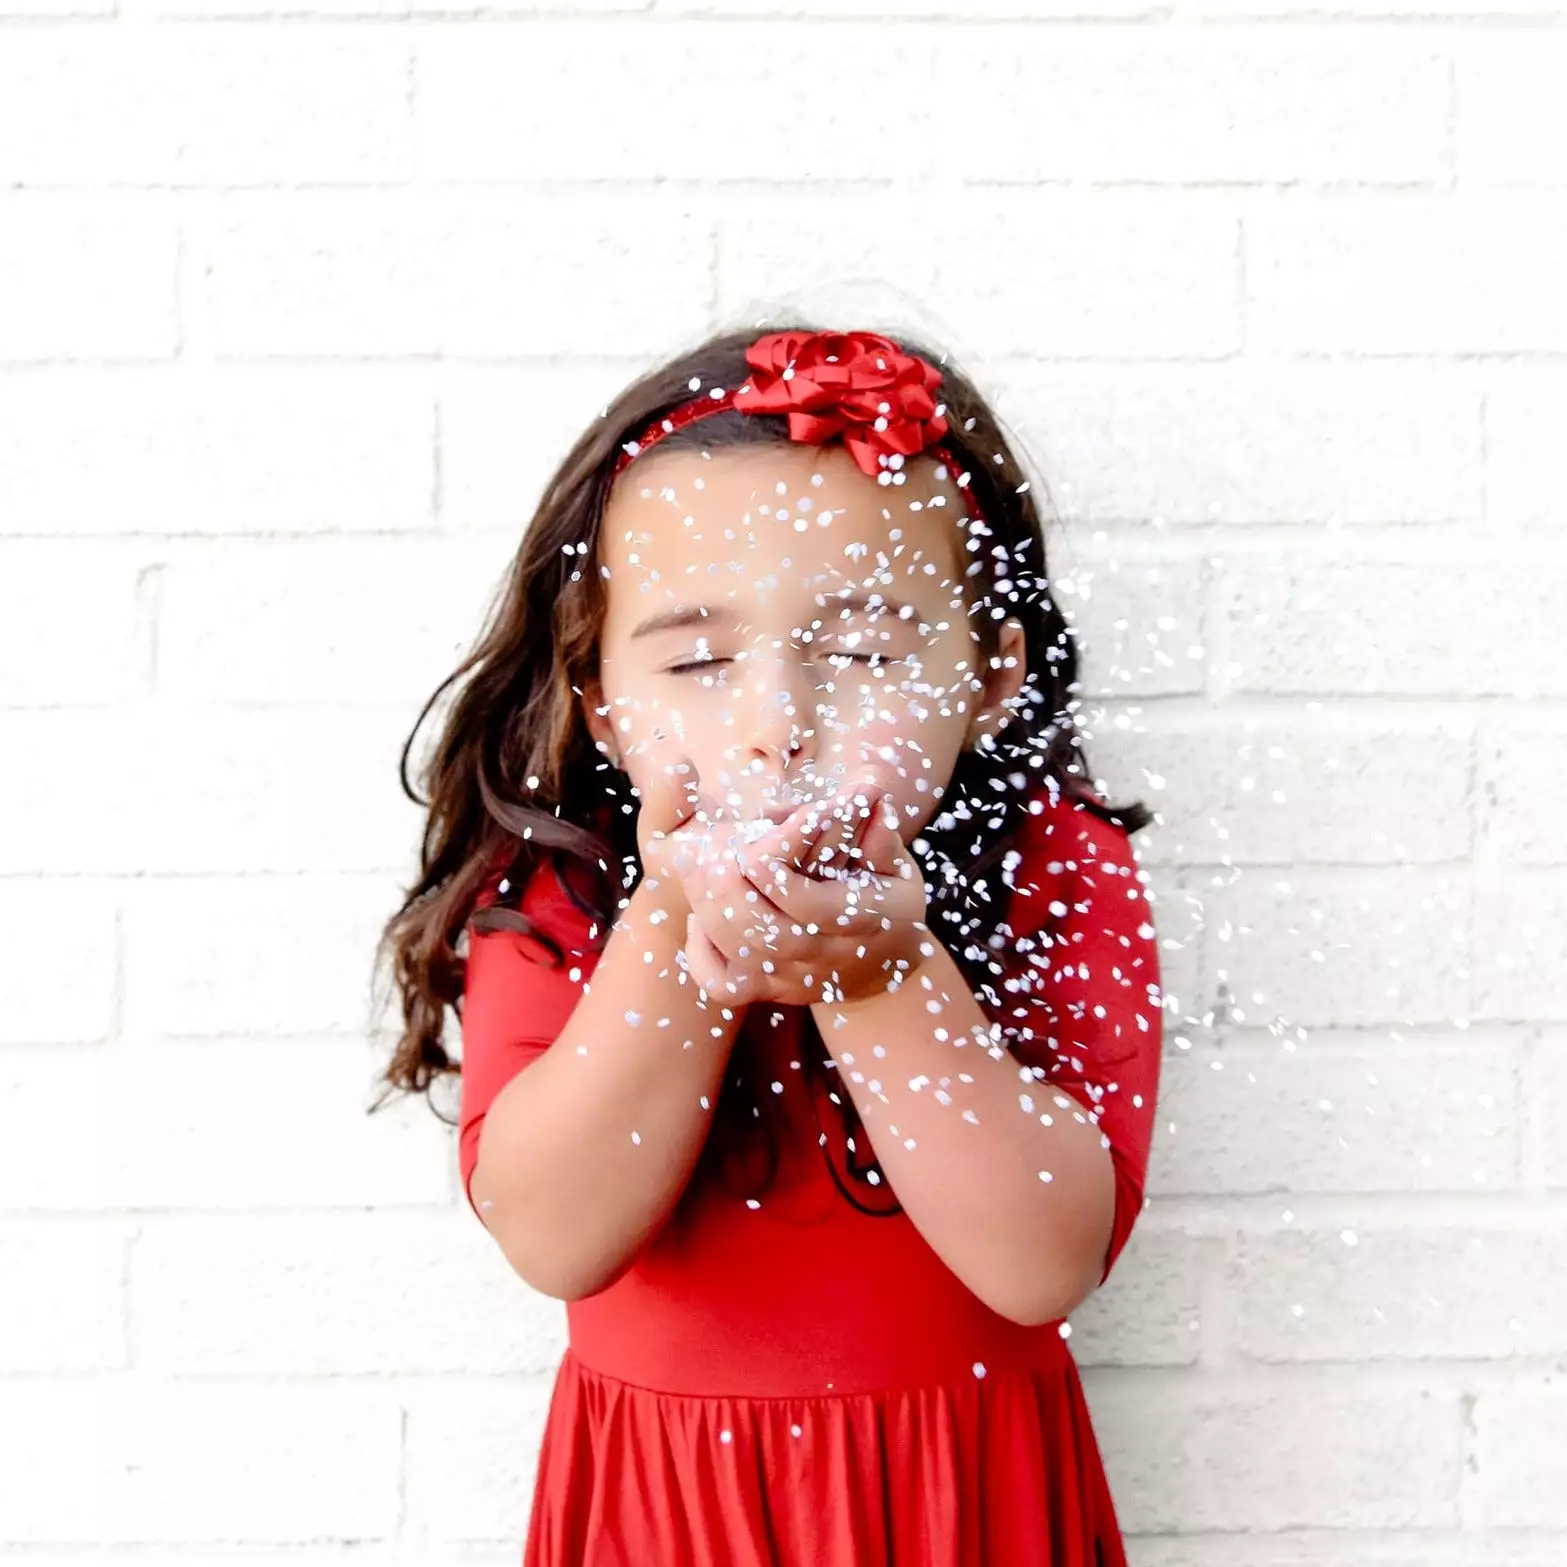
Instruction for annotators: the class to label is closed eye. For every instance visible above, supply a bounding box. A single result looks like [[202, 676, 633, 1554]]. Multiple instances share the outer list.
[[665, 651, 891, 676], [666, 658, 732, 676]]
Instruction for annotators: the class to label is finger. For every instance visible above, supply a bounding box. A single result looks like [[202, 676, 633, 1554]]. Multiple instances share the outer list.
[[801, 785, 885, 876], [739, 851, 888, 929], [684, 859, 742, 958], [738, 791, 852, 877], [703, 850, 789, 956], [854, 797, 908, 877], [737, 818, 840, 890], [683, 912, 732, 1000], [668, 809, 727, 876]]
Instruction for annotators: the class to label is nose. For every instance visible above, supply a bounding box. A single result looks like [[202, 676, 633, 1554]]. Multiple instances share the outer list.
[[734, 647, 813, 781]]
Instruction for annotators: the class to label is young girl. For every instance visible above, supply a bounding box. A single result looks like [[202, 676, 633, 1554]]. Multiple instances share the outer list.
[[375, 325, 1162, 1566]]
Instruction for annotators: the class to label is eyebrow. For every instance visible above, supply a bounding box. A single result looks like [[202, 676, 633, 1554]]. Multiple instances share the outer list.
[[630, 604, 720, 641], [629, 590, 921, 641]]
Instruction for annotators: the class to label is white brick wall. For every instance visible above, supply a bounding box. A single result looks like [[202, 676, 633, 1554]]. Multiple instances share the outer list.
[[2, 1, 1563, 1560]]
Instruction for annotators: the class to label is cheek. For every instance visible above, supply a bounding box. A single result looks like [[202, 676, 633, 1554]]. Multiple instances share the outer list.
[[605, 684, 720, 786], [832, 656, 970, 730], [802, 675, 936, 785]]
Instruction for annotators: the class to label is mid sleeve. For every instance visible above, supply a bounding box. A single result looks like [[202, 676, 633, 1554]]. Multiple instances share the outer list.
[[457, 857, 599, 1219], [986, 789, 1164, 1287]]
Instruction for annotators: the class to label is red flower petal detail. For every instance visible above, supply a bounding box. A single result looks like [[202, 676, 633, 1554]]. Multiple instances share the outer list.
[[731, 331, 952, 480]]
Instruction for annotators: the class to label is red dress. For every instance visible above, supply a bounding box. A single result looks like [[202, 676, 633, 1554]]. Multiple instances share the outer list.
[[458, 784, 1162, 1567]]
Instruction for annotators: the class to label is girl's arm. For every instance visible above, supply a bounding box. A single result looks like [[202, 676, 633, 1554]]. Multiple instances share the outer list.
[[810, 804, 1162, 1326], [812, 939, 1118, 1327], [469, 873, 744, 1302]]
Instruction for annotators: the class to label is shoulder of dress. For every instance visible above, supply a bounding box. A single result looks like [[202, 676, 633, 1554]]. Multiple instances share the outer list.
[[471, 844, 598, 954], [1015, 780, 1124, 856], [1003, 783, 1140, 933]]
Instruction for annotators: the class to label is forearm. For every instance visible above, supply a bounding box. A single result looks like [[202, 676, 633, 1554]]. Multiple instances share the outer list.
[[472, 876, 743, 1301], [811, 939, 1115, 1325]]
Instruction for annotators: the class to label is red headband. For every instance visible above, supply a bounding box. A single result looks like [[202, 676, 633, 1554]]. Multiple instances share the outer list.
[[612, 330, 987, 525]]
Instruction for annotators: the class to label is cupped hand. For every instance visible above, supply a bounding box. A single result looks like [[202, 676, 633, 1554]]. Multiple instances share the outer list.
[[676, 780, 932, 1008], [633, 753, 718, 910]]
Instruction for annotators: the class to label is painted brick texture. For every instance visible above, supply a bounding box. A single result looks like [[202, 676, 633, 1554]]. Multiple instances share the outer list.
[[2, 4, 1563, 1561]]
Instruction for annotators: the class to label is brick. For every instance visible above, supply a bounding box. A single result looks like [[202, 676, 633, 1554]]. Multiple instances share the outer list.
[[984, 362, 1481, 527], [0, 195, 177, 361], [203, 194, 440, 357], [0, 881, 117, 1044], [0, 1221, 127, 1370], [0, 1382, 400, 1543], [0, 704, 428, 878], [1457, 35, 1567, 187], [1472, 870, 1567, 1023], [1542, 1028, 1567, 1191], [1068, 725, 1171, 842], [937, 192, 1242, 359], [1477, 718, 1567, 864], [1128, 716, 1474, 867], [0, 0, 110, 13], [1190, 0, 1567, 14], [1250, 193, 1567, 354], [125, 871, 394, 1040], [0, 30, 411, 186], [1056, 553, 1209, 698], [1123, 1536, 1563, 1567], [1197, 865, 1472, 1026], [1154, 1033, 1520, 1197], [0, 1039, 452, 1210], [417, 24, 936, 183], [124, 872, 409, 1037], [440, 360, 643, 534], [1222, 550, 1567, 697], [129, 0, 411, 13], [940, 34, 1447, 185], [1230, 1225, 1561, 1361], [714, 191, 940, 343], [202, 190, 713, 358], [405, 1379, 557, 1543], [1487, 366, 1567, 533], [154, 534, 520, 703], [1079, 860, 1202, 1026], [1471, 1388, 1567, 1527], [0, 1555, 524, 1567], [1147, 869, 1204, 1025], [662, 0, 1151, 11], [0, 542, 144, 704], [434, 193, 715, 359], [1085, 1377, 1460, 1532], [0, 711, 167, 876], [0, 1551, 523, 1567], [0, 369, 435, 538], [128, 706, 425, 875], [135, 1212, 565, 1375], [1061, 1226, 1203, 1370]]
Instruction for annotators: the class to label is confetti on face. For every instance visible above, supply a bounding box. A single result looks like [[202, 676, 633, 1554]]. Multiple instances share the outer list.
[[589, 444, 1011, 841], [521, 396, 1462, 1356]]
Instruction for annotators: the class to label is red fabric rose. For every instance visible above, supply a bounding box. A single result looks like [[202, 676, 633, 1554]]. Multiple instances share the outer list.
[[730, 330, 952, 480]]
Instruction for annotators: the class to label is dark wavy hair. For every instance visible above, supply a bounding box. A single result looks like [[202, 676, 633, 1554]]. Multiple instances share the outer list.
[[368, 319, 1154, 1217]]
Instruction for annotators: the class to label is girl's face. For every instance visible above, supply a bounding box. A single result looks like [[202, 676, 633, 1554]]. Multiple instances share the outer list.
[[582, 443, 1027, 839]]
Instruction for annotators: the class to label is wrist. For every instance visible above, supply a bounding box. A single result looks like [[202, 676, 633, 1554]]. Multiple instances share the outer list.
[[630, 867, 691, 926], [814, 921, 939, 1012]]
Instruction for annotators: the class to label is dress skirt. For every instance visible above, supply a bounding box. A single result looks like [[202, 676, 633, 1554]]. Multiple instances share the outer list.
[[520, 1328, 1124, 1567]]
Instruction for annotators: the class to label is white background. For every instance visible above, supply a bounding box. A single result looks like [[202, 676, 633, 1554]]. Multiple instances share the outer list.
[[2, 0, 1565, 1561]]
